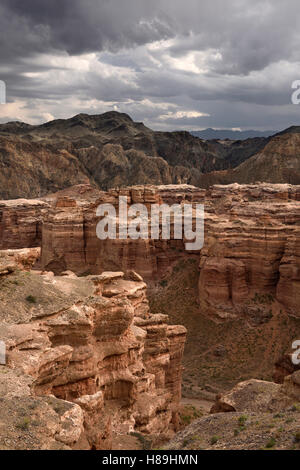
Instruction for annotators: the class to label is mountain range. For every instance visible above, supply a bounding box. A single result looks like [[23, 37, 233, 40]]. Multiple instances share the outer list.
[[0, 111, 299, 199], [191, 128, 276, 140]]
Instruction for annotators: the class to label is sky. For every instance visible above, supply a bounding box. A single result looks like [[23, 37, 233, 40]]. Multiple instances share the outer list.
[[0, 0, 300, 131]]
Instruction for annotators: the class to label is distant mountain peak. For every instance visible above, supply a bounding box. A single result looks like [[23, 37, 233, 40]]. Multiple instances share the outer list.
[[275, 125, 300, 136], [0, 111, 299, 199], [191, 128, 276, 141]]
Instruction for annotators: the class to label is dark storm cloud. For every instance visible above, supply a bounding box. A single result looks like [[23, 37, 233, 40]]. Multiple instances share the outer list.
[[0, 0, 300, 129], [0, 0, 176, 58], [2, 0, 300, 70]]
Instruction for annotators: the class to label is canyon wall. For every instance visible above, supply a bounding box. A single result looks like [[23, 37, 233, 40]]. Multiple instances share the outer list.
[[0, 182, 299, 448], [41, 183, 300, 318], [199, 183, 300, 319], [0, 182, 299, 318], [0, 255, 186, 449], [40, 184, 204, 278], [0, 199, 48, 249]]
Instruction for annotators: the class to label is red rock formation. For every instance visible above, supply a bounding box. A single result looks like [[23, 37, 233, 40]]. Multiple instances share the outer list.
[[0, 255, 186, 449], [273, 352, 300, 384], [199, 183, 300, 318], [39, 183, 300, 318], [0, 247, 40, 273], [0, 183, 299, 318], [0, 183, 299, 449], [40, 184, 202, 278], [276, 234, 300, 313], [0, 198, 48, 249]]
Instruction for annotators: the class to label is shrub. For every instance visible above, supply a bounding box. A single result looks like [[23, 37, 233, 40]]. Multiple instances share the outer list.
[[294, 432, 300, 443], [238, 415, 248, 426], [210, 436, 219, 445], [26, 295, 37, 304], [266, 438, 276, 449], [130, 432, 152, 450], [183, 438, 190, 447], [16, 417, 30, 431]]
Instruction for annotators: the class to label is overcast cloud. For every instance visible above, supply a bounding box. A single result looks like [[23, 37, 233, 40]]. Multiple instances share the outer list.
[[0, 0, 300, 130]]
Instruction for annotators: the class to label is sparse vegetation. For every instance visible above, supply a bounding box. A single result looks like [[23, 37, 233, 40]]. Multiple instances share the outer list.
[[252, 293, 274, 305], [265, 437, 276, 449], [183, 438, 190, 447], [25, 294, 37, 304], [294, 432, 300, 443], [149, 256, 298, 393], [79, 270, 92, 277], [238, 415, 248, 426], [210, 435, 219, 445], [290, 404, 300, 412], [179, 405, 203, 427], [130, 431, 152, 450], [16, 417, 30, 431]]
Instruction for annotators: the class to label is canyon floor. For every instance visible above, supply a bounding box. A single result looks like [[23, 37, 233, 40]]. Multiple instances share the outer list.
[[149, 258, 300, 397], [166, 408, 300, 450]]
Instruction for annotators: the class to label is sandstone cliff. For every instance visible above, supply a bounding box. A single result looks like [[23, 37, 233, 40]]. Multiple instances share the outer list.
[[0, 198, 48, 249], [0, 182, 299, 392], [199, 183, 300, 318], [0, 251, 186, 450], [37, 183, 300, 321]]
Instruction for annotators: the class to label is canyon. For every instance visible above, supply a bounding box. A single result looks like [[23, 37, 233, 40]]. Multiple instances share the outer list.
[[2, 0, 300, 452], [1, 182, 299, 315], [0, 181, 299, 449]]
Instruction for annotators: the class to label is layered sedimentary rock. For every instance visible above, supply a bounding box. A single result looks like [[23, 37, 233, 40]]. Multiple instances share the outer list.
[[0, 252, 186, 449], [40, 184, 204, 279], [0, 198, 48, 249], [273, 352, 300, 384], [0, 368, 86, 450], [199, 183, 300, 318], [0, 182, 299, 449], [0, 247, 40, 273], [0, 182, 299, 320], [40, 183, 300, 319]]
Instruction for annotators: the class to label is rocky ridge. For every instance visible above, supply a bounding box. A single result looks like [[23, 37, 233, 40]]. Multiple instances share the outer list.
[[1, 112, 300, 199], [165, 373, 300, 450]]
